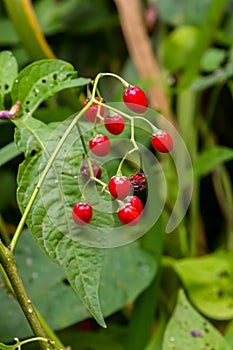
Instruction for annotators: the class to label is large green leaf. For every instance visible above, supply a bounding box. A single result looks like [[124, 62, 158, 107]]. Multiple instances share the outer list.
[[175, 252, 233, 320], [0, 231, 156, 342], [0, 51, 18, 109], [11, 59, 90, 118], [14, 116, 110, 327], [162, 290, 232, 350]]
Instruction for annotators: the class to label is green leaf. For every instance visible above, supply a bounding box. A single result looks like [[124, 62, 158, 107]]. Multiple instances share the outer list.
[[191, 62, 233, 90], [11, 59, 90, 118], [0, 51, 18, 109], [157, 0, 213, 26], [175, 252, 233, 320], [14, 117, 110, 327], [193, 146, 233, 178], [162, 290, 232, 350], [0, 142, 22, 167], [162, 26, 199, 73], [225, 320, 233, 347], [0, 231, 155, 342], [200, 48, 226, 72]]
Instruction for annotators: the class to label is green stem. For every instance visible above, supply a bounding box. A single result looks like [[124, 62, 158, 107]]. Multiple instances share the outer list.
[[0, 241, 53, 350], [12, 337, 55, 349], [181, 0, 228, 86], [91, 72, 129, 93], [0, 260, 65, 350]]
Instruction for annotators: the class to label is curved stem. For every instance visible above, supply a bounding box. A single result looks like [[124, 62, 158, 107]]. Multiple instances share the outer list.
[[15, 336, 56, 349], [133, 116, 159, 133], [3, 0, 55, 60], [91, 73, 129, 95]]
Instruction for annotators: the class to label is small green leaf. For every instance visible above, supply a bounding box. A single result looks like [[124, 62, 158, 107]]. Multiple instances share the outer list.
[[200, 48, 226, 72], [175, 252, 233, 320], [11, 59, 90, 118], [191, 62, 233, 90], [0, 142, 22, 167], [162, 290, 232, 350], [0, 51, 18, 109], [193, 146, 233, 178], [162, 26, 199, 73]]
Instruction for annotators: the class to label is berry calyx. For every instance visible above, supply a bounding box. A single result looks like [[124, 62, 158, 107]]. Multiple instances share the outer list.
[[108, 175, 131, 200], [89, 134, 110, 157], [80, 159, 102, 180], [123, 85, 148, 114], [129, 172, 147, 194], [104, 114, 125, 135], [72, 202, 92, 225], [82, 97, 104, 123], [151, 130, 173, 153], [117, 204, 140, 226], [127, 196, 143, 214]]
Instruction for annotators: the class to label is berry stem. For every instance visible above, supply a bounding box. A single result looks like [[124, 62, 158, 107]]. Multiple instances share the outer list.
[[91, 177, 108, 192], [133, 115, 159, 133], [9, 336, 56, 349], [75, 123, 95, 179], [94, 101, 133, 121], [76, 123, 88, 155], [92, 73, 129, 94]]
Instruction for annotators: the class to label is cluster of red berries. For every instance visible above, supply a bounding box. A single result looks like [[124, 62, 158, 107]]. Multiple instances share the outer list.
[[72, 84, 173, 227], [72, 169, 145, 226]]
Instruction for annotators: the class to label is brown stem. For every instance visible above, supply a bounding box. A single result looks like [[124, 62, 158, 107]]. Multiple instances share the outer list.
[[114, 0, 171, 119], [0, 241, 52, 350]]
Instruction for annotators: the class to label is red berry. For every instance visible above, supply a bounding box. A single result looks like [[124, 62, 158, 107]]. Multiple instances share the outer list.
[[108, 175, 131, 200], [80, 160, 102, 179], [123, 86, 148, 114], [151, 130, 173, 153], [82, 97, 104, 123], [128, 196, 143, 214], [129, 172, 147, 194], [89, 134, 110, 157], [117, 204, 140, 226], [72, 202, 92, 225], [104, 114, 125, 135]]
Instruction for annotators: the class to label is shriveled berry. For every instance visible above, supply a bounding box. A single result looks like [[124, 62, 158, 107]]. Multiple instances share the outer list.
[[72, 202, 92, 225], [123, 85, 148, 114], [89, 134, 110, 157], [80, 160, 102, 179], [118, 204, 140, 226], [108, 175, 131, 200], [129, 172, 147, 194], [104, 114, 125, 135], [82, 97, 104, 123], [151, 130, 173, 153], [128, 196, 143, 214]]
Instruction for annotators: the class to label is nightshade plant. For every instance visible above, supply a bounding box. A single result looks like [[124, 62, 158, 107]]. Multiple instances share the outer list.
[[0, 51, 175, 349]]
